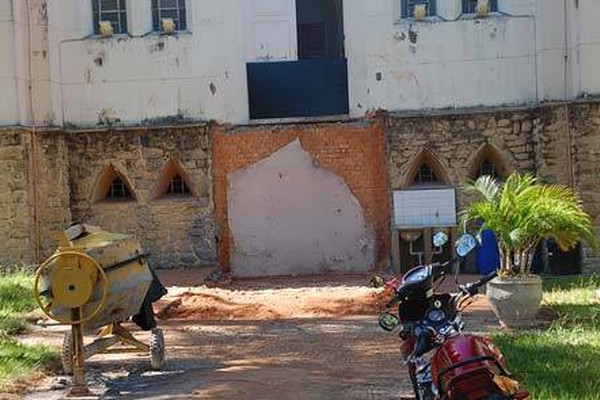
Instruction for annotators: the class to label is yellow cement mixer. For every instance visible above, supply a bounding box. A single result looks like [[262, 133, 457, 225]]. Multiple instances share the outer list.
[[33, 224, 167, 397]]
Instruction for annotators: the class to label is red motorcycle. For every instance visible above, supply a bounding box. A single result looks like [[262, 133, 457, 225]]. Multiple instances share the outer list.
[[375, 234, 529, 400]]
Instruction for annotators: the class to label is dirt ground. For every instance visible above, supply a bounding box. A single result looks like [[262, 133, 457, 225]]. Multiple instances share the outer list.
[[11, 270, 500, 400]]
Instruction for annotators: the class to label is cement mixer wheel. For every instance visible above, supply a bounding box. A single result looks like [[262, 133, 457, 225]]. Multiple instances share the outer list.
[[150, 328, 165, 370], [61, 331, 74, 375]]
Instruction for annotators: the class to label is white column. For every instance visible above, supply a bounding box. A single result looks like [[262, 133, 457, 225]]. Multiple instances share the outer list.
[[128, 0, 152, 37], [12, 0, 32, 125]]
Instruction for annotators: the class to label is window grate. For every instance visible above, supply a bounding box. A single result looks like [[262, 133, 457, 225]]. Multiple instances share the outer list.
[[152, 0, 187, 31], [92, 0, 128, 35], [402, 0, 437, 18], [477, 159, 501, 180], [107, 177, 132, 199], [462, 0, 498, 14], [166, 174, 191, 196], [415, 163, 438, 184]]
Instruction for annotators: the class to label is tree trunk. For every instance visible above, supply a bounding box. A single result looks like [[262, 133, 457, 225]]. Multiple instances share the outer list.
[[498, 244, 511, 275]]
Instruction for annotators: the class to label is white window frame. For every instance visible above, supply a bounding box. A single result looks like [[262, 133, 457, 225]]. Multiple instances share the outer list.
[[401, 0, 437, 19], [462, 0, 498, 14], [92, 0, 128, 35], [151, 0, 188, 32]]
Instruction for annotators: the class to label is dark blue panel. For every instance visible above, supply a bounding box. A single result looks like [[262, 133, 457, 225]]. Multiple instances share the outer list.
[[475, 229, 500, 274], [247, 59, 349, 119]]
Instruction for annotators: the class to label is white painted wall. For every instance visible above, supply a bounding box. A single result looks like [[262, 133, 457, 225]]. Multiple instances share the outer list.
[[51, 0, 249, 126], [571, 0, 600, 96], [345, 0, 556, 115], [0, 0, 18, 124], [245, 0, 297, 62], [0, 0, 599, 127]]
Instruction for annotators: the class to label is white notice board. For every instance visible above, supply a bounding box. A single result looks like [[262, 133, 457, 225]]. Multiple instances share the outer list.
[[393, 188, 456, 229]]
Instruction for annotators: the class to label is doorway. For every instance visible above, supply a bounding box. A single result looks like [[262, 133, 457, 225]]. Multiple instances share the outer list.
[[296, 0, 344, 60]]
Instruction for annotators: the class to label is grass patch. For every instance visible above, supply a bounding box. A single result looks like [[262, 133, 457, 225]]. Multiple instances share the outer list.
[[0, 337, 59, 391], [493, 276, 600, 400], [0, 273, 37, 335], [0, 270, 58, 391]]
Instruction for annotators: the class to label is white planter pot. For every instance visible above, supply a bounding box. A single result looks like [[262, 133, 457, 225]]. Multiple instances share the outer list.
[[486, 275, 543, 328]]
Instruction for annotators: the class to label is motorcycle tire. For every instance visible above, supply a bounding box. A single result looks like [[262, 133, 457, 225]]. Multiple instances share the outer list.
[[418, 386, 435, 400], [410, 374, 434, 400]]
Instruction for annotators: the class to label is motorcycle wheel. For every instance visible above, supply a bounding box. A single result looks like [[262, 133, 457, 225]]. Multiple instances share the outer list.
[[418, 386, 435, 400], [410, 374, 434, 400]]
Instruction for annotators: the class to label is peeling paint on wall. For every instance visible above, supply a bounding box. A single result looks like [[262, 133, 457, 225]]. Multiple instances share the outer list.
[[228, 139, 375, 277]]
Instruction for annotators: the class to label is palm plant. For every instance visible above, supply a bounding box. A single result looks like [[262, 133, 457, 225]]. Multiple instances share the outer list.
[[460, 173, 595, 277]]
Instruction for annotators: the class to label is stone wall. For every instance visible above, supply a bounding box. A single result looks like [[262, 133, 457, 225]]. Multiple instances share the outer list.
[[386, 108, 537, 207], [35, 131, 72, 256], [2, 101, 600, 274], [532, 105, 573, 187], [68, 125, 216, 269], [529, 102, 600, 273], [385, 103, 600, 274], [570, 102, 600, 272], [0, 130, 33, 267]]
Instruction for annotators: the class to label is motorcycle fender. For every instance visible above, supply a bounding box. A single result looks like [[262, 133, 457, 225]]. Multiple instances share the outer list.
[[430, 334, 507, 398]]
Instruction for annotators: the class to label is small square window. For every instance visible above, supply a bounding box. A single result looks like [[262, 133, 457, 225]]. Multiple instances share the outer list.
[[462, 0, 498, 14], [152, 0, 187, 32], [402, 0, 436, 19], [92, 0, 128, 35]]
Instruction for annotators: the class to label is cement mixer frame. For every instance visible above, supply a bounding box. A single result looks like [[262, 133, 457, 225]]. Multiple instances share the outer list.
[[34, 226, 166, 397], [60, 320, 165, 374]]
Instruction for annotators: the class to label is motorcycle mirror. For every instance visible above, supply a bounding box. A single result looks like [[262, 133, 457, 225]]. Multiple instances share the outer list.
[[378, 312, 400, 332], [432, 231, 449, 248], [370, 275, 385, 288], [455, 234, 478, 258]]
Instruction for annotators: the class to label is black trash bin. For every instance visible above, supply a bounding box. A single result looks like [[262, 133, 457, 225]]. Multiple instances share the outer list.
[[547, 240, 583, 276]]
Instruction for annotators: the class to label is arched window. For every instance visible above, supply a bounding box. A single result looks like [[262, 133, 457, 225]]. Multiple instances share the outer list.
[[477, 159, 502, 180], [107, 177, 132, 199], [414, 163, 439, 184], [92, 164, 136, 203], [166, 174, 191, 196], [403, 149, 449, 188], [469, 144, 509, 182], [152, 159, 195, 199]]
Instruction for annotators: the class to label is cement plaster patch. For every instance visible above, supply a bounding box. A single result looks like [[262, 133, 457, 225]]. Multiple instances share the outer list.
[[228, 139, 375, 277]]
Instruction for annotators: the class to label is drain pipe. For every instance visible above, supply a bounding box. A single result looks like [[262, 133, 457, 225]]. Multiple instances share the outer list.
[[23, 0, 41, 261], [563, 0, 575, 189]]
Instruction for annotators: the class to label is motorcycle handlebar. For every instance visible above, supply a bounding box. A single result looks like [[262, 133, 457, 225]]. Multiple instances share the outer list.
[[385, 259, 458, 308], [459, 271, 498, 297], [385, 286, 408, 308]]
